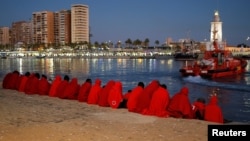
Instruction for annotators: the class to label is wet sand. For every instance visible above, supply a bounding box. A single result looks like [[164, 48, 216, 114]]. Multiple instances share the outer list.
[[0, 84, 218, 141]]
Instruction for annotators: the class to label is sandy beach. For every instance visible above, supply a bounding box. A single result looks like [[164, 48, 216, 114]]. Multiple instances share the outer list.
[[0, 83, 218, 141]]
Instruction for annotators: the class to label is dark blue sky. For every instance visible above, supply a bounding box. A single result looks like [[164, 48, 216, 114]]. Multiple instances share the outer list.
[[1, 0, 250, 46]]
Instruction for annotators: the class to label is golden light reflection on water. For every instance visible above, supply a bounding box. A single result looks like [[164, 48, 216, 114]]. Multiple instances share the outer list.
[[18, 58, 24, 74]]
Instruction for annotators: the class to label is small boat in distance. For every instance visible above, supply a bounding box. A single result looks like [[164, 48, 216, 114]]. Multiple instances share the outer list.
[[36, 52, 46, 59], [0, 53, 7, 59], [174, 52, 199, 60], [36, 55, 46, 59], [241, 54, 250, 59]]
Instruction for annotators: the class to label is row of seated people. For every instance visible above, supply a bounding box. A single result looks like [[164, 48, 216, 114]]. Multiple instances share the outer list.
[[2, 70, 225, 124]]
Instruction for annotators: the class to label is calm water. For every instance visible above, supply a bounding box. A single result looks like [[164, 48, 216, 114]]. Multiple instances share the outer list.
[[0, 57, 250, 123]]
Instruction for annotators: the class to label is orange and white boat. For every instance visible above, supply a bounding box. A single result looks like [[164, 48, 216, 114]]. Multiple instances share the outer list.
[[179, 41, 248, 79], [199, 41, 247, 78]]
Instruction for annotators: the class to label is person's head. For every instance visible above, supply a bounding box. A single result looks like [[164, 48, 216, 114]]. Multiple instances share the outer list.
[[13, 70, 20, 74], [86, 78, 92, 83], [196, 97, 206, 104], [35, 72, 40, 79], [95, 78, 101, 85], [180, 86, 189, 96], [138, 81, 144, 88], [64, 75, 70, 81], [25, 72, 30, 77], [161, 84, 167, 89], [41, 74, 47, 79], [209, 95, 218, 105]]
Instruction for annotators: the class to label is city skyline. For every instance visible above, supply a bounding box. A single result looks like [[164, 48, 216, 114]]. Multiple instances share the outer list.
[[1, 0, 250, 46]]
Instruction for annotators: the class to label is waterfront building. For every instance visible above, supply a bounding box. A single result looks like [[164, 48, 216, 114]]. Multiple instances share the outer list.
[[0, 27, 10, 45], [71, 4, 89, 44], [10, 21, 32, 46], [166, 37, 172, 46], [54, 10, 71, 46], [32, 11, 55, 46]]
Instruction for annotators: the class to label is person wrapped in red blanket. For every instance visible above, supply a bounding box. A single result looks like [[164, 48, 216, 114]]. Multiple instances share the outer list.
[[167, 86, 193, 119], [204, 93, 224, 123]]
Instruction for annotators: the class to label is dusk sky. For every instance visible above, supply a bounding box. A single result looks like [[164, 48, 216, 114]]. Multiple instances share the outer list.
[[0, 0, 250, 46]]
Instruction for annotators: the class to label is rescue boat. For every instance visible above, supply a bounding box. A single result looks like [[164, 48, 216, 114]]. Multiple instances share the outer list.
[[179, 41, 248, 79]]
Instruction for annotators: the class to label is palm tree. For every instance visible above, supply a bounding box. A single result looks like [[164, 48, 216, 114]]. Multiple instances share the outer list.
[[101, 42, 106, 50], [94, 41, 100, 50], [125, 38, 132, 48], [155, 40, 160, 47], [144, 38, 150, 48], [133, 39, 142, 49]]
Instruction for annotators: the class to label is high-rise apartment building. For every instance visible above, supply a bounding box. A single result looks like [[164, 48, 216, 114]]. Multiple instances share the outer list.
[[32, 11, 54, 46], [54, 10, 71, 45], [71, 4, 89, 43], [10, 21, 32, 45], [0, 27, 10, 45]]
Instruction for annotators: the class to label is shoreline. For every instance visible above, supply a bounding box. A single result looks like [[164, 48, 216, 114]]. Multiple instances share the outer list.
[[0, 84, 217, 141]]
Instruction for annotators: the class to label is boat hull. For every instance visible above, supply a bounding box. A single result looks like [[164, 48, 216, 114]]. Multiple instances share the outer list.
[[200, 68, 243, 79], [199, 59, 247, 78], [179, 66, 200, 77], [241, 55, 250, 59], [179, 58, 248, 79]]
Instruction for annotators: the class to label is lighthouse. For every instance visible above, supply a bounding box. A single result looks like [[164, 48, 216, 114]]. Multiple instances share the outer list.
[[210, 10, 223, 42], [206, 10, 224, 51]]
